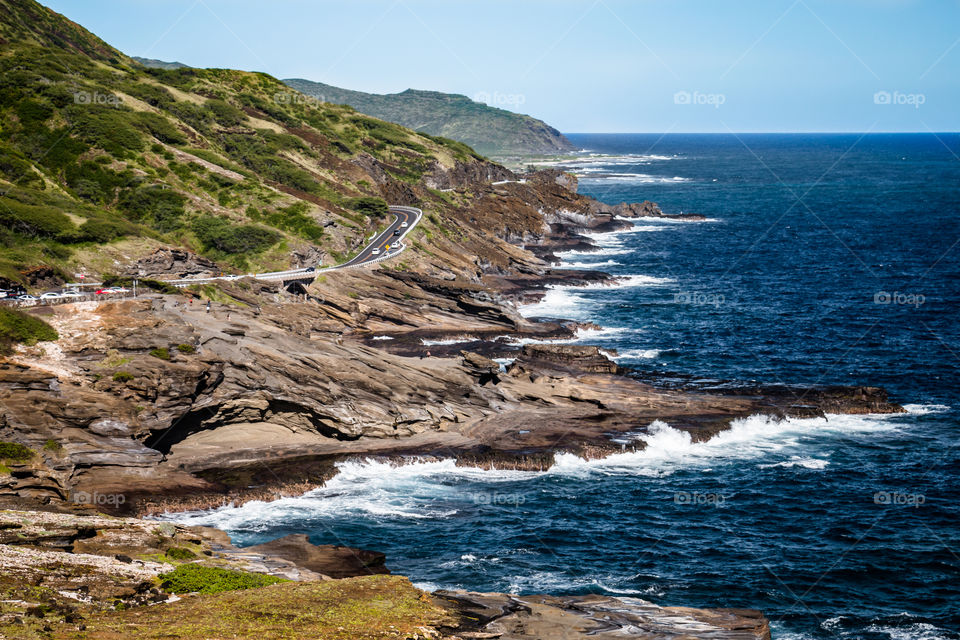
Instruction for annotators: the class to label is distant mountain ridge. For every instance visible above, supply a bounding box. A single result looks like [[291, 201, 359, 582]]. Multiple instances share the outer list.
[[132, 56, 189, 70], [283, 78, 576, 158]]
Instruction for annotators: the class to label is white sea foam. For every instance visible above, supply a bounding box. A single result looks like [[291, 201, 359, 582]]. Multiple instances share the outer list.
[[421, 337, 477, 346], [616, 215, 720, 224], [502, 326, 632, 346], [166, 458, 536, 531], [865, 622, 952, 640], [602, 348, 661, 361], [165, 411, 908, 534], [902, 403, 951, 415], [558, 259, 622, 269], [555, 247, 631, 260], [758, 456, 830, 470], [505, 570, 648, 596], [577, 173, 690, 184], [518, 287, 592, 319], [548, 412, 900, 478], [518, 275, 671, 318]]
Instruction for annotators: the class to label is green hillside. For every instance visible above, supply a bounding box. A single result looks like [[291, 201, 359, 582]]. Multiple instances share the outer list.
[[283, 78, 576, 158], [0, 0, 491, 286]]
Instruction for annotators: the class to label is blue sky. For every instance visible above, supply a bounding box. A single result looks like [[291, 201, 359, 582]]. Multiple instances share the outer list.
[[46, 0, 959, 133]]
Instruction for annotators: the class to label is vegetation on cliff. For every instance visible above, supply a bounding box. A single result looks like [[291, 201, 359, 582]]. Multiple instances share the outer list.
[[284, 78, 577, 157], [0, 307, 58, 354], [0, 0, 506, 285]]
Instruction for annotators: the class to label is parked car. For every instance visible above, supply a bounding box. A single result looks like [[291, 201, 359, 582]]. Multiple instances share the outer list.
[[17, 294, 38, 301], [40, 292, 62, 300], [61, 291, 83, 298]]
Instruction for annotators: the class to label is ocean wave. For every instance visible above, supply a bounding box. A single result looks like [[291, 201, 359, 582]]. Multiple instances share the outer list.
[[421, 336, 478, 346], [164, 458, 536, 532], [518, 276, 672, 318], [554, 247, 631, 259], [558, 259, 622, 269], [548, 412, 901, 478], [501, 326, 633, 346], [601, 348, 661, 361], [757, 456, 830, 470], [865, 622, 952, 640], [616, 215, 720, 224], [577, 173, 690, 184], [164, 411, 909, 536], [505, 570, 648, 596], [902, 403, 951, 415]]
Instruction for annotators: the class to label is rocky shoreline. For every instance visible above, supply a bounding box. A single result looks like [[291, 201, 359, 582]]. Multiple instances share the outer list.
[[0, 168, 903, 638], [0, 504, 773, 639]]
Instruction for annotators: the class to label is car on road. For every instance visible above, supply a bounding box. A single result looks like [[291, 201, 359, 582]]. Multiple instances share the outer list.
[[393, 229, 402, 236], [400, 222, 409, 228], [371, 248, 381, 255], [305, 266, 316, 272], [40, 292, 62, 300]]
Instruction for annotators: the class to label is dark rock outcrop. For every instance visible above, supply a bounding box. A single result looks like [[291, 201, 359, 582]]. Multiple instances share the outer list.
[[435, 590, 772, 640], [245, 534, 389, 579]]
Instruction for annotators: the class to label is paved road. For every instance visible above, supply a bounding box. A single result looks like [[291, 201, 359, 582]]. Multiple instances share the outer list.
[[171, 205, 422, 286], [1, 206, 422, 306]]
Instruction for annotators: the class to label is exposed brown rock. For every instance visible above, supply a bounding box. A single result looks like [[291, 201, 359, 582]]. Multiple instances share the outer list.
[[245, 534, 388, 579]]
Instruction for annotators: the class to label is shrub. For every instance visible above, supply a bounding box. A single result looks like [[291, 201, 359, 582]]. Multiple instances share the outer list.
[[176, 343, 195, 354], [118, 185, 186, 232], [78, 218, 135, 243], [149, 347, 170, 360], [135, 111, 187, 145], [69, 106, 145, 157], [191, 216, 280, 255], [0, 442, 34, 461], [348, 196, 388, 218], [0, 307, 58, 354], [112, 371, 134, 383], [0, 199, 76, 239], [205, 99, 246, 127], [261, 202, 325, 243], [159, 564, 286, 594], [165, 547, 197, 561], [43, 439, 62, 452]]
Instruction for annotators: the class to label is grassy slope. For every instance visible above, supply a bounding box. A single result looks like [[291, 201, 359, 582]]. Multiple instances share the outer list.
[[48, 575, 455, 640], [0, 0, 487, 285], [284, 78, 577, 157]]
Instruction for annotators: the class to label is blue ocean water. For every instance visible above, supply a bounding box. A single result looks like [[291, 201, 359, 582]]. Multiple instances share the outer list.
[[174, 134, 960, 640]]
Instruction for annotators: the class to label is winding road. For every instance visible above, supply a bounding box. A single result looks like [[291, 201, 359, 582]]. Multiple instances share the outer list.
[[171, 205, 421, 286]]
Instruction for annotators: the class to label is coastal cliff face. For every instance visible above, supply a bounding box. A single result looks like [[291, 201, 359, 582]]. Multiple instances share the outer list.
[[0, 506, 772, 639], [0, 2, 908, 638]]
